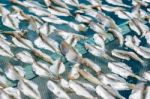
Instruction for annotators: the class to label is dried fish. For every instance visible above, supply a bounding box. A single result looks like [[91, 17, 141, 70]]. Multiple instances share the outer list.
[[68, 22, 87, 32], [28, 7, 51, 16], [68, 64, 80, 80], [32, 61, 50, 78], [5, 64, 25, 81], [49, 5, 71, 15], [59, 78, 71, 91], [42, 15, 68, 24], [85, 43, 114, 61], [108, 62, 146, 81], [145, 86, 150, 99], [143, 71, 150, 81], [129, 83, 145, 99], [43, 0, 51, 7], [81, 58, 101, 75], [49, 59, 65, 77], [47, 80, 70, 99], [60, 41, 81, 63], [87, 0, 101, 7], [0, 5, 10, 16], [96, 84, 125, 99], [62, 0, 79, 7], [69, 80, 95, 99], [0, 37, 14, 57], [112, 49, 145, 65], [16, 51, 34, 64], [18, 78, 41, 99], [0, 73, 9, 89], [93, 34, 105, 50], [75, 14, 92, 24], [98, 73, 135, 90], [101, 5, 125, 12], [50, 0, 69, 9], [47, 7, 70, 16], [1, 0, 150, 99], [108, 28, 124, 46], [105, 0, 131, 8], [65, 35, 82, 47], [89, 22, 108, 40], [115, 10, 130, 19], [4, 65, 39, 99], [11, 6, 30, 20], [128, 19, 149, 36], [2, 14, 20, 30], [0, 87, 21, 99], [55, 30, 85, 41], [76, 81, 96, 92], [28, 16, 43, 31], [125, 35, 150, 59], [34, 34, 59, 53], [145, 31, 150, 45], [10, 0, 44, 8], [96, 11, 121, 32], [79, 69, 101, 85], [39, 23, 56, 35]]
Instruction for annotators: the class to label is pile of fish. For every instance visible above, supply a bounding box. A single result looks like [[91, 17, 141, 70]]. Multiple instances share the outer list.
[[0, 0, 150, 99]]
